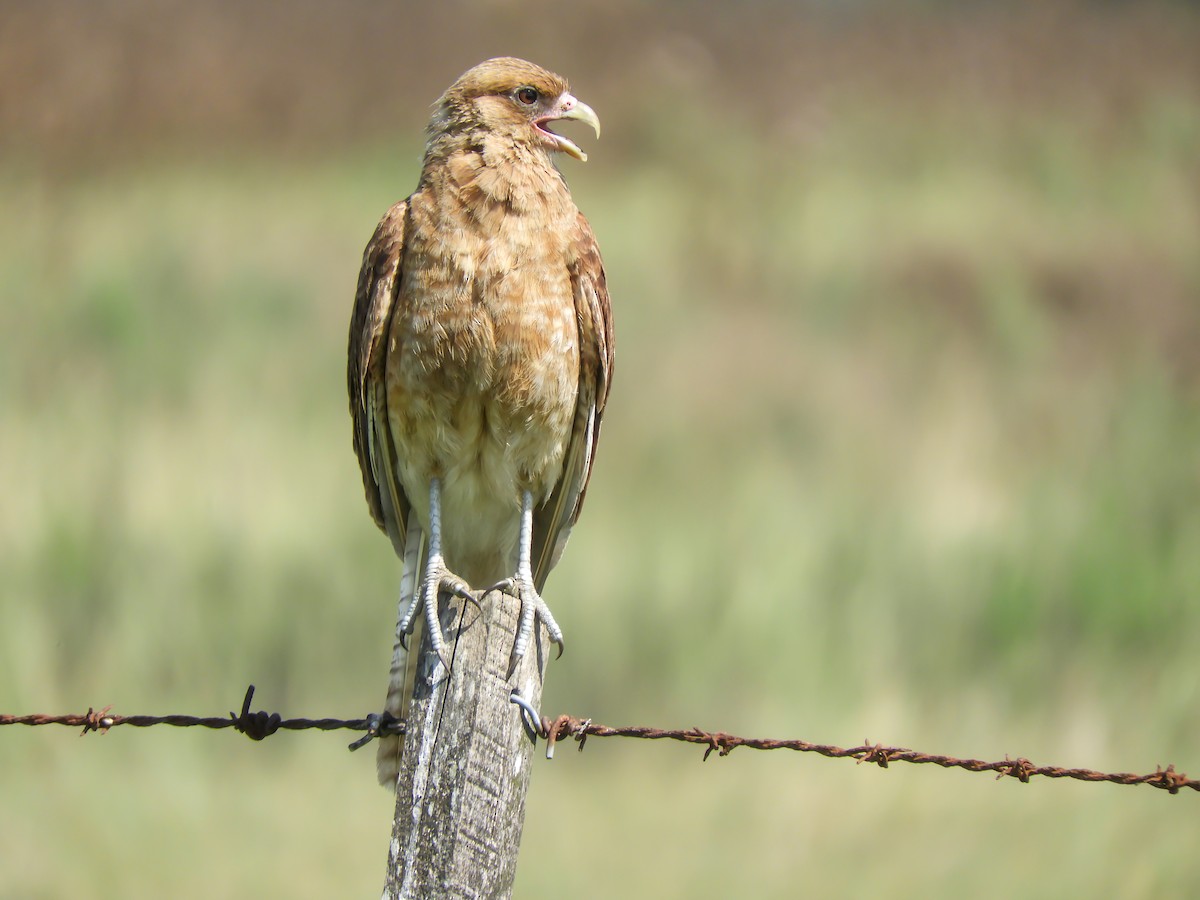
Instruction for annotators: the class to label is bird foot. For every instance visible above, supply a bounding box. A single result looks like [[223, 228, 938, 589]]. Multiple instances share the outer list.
[[398, 555, 476, 669], [485, 575, 564, 663]]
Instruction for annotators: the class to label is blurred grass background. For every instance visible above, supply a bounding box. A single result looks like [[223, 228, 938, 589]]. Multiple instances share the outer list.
[[2, 0, 1199, 896]]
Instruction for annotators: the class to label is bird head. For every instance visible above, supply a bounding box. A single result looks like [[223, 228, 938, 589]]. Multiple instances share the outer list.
[[432, 57, 601, 162]]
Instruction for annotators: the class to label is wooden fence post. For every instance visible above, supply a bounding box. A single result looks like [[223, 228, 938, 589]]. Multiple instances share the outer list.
[[381, 588, 549, 899]]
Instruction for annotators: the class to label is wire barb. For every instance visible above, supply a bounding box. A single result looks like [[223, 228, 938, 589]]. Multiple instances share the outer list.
[[230, 685, 282, 741], [347, 711, 404, 751], [80, 706, 114, 736]]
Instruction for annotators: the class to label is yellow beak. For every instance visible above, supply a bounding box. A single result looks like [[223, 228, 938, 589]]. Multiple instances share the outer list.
[[541, 93, 601, 162]]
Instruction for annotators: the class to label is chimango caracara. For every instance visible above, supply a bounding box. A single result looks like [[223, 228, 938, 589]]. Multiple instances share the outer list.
[[348, 58, 614, 785]]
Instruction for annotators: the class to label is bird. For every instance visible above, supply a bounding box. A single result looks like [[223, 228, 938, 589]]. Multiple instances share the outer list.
[[347, 58, 614, 787]]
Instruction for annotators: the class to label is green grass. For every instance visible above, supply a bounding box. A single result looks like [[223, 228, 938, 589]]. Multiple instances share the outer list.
[[2, 85, 1199, 897]]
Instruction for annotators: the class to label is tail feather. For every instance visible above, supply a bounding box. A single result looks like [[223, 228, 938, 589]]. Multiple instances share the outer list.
[[376, 510, 426, 788]]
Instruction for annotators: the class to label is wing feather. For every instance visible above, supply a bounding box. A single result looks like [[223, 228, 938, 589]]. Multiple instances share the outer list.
[[532, 212, 614, 589], [348, 200, 411, 554], [348, 200, 430, 785]]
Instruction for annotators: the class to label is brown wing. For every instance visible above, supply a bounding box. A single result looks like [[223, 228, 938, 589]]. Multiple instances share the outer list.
[[532, 211, 615, 589], [349, 199, 430, 785], [348, 199, 412, 557]]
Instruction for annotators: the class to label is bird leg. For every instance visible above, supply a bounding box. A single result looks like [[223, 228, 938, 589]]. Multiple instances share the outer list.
[[397, 476, 475, 668], [488, 489, 564, 663]]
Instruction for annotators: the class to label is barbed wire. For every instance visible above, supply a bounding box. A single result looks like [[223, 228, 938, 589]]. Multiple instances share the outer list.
[[0, 686, 400, 743], [2, 685, 1194, 795]]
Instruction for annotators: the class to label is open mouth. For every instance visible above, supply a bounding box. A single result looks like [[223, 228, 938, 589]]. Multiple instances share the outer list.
[[532, 96, 599, 163], [535, 120, 587, 162]]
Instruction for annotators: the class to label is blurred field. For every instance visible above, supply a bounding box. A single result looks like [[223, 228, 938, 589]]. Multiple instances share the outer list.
[[2, 1, 1199, 897]]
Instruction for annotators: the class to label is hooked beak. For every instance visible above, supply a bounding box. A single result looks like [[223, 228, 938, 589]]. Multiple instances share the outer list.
[[536, 92, 601, 162]]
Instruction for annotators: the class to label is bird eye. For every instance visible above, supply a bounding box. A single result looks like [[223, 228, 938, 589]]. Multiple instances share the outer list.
[[515, 87, 539, 106]]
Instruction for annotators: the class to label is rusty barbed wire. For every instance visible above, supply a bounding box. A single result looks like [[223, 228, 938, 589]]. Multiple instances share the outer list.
[[2, 685, 1194, 795], [530, 714, 1196, 794]]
